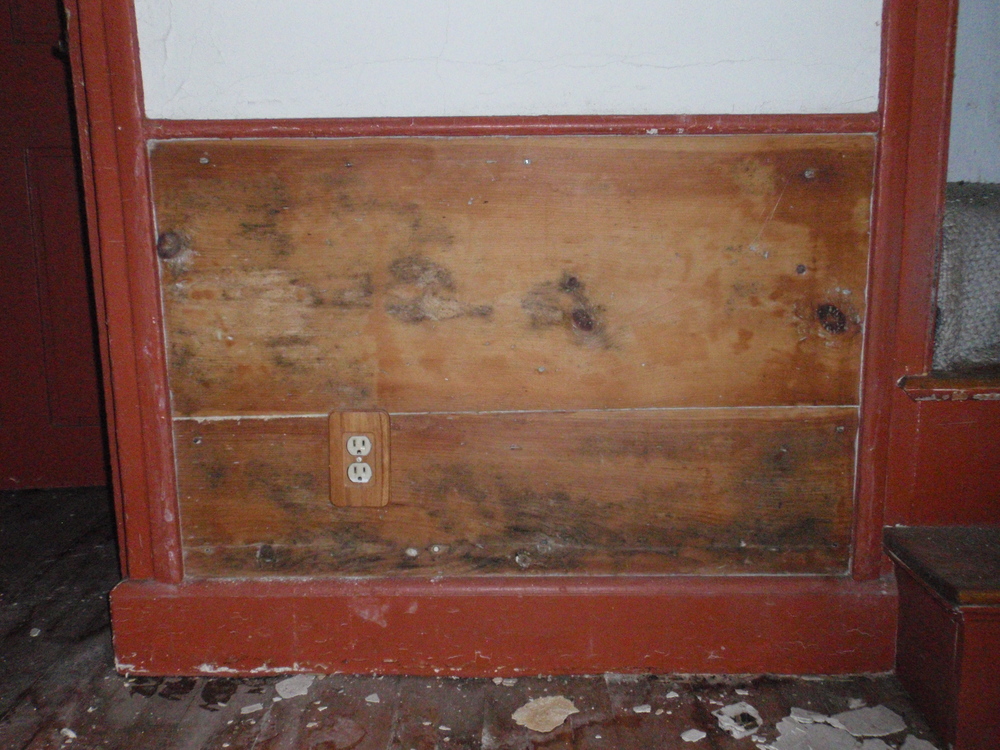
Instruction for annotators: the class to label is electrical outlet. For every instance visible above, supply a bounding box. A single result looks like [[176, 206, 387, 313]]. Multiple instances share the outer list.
[[330, 411, 390, 507], [346, 435, 372, 457], [347, 461, 373, 483]]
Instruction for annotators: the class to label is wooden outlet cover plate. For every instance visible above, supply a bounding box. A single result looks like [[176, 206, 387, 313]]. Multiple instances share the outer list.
[[330, 411, 390, 508]]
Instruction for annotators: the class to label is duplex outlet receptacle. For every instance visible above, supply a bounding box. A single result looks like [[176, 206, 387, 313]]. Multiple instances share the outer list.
[[347, 461, 373, 483], [346, 434, 372, 457], [330, 411, 390, 508]]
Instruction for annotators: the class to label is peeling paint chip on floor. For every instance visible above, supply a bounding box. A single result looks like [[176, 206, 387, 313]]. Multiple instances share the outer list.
[[275, 674, 315, 700], [831, 706, 907, 737], [900, 737, 939, 750], [790, 707, 831, 724], [713, 701, 763, 739], [364, 693, 380, 704], [681, 728, 707, 742], [240, 703, 263, 715], [511, 696, 579, 733], [771, 718, 854, 750], [633, 704, 652, 713], [769, 705, 937, 750]]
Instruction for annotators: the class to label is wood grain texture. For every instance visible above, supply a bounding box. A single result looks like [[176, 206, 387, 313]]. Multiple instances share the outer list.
[[885, 526, 1000, 606], [150, 136, 874, 417], [175, 407, 856, 577]]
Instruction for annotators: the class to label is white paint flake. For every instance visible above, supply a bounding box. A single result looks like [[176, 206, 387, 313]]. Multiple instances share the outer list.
[[832, 706, 907, 737], [512, 696, 579, 733], [275, 674, 316, 699]]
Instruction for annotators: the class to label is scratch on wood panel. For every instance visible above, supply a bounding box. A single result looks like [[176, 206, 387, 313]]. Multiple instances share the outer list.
[[747, 180, 788, 255]]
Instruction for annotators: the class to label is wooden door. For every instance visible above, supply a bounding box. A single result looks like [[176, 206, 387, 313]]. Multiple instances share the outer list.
[[0, 0, 106, 489]]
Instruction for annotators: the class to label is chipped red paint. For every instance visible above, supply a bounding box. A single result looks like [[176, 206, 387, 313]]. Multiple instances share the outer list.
[[899, 374, 1000, 402]]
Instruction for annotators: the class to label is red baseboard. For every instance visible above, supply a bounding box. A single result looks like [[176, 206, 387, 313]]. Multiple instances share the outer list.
[[110, 575, 896, 677]]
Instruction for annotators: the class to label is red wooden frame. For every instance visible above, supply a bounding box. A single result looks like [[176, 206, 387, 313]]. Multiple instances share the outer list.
[[878, 0, 1000, 530], [69, 0, 973, 675]]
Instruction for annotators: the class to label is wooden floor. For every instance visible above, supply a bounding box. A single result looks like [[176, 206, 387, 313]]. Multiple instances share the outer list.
[[1, 488, 942, 750]]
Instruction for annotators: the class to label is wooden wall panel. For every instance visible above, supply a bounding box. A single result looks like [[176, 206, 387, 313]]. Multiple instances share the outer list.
[[151, 136, 874, 416], [176, 407, 856, 577]]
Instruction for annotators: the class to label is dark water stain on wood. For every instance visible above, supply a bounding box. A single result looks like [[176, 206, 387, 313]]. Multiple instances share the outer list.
[[177, 410, 854, 577], [386, 254, 493, 323], [389, 254, 454, 291], [522, 271, 609, 347], [311, 272, 374, 309]]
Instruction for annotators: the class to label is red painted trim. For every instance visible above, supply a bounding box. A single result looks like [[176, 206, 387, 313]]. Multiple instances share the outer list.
[[65, 0, 126, 569], [881, 0, 962, 529], [853, 0, 961, 576], [852, 0, 919, 581], [73, 0, 182, 582], [111, 575, 897, 676], [73, 0, 152, 578], [893, 0, 959, 375], [143, 113, 880, 140], [103, 0, 182, 584]]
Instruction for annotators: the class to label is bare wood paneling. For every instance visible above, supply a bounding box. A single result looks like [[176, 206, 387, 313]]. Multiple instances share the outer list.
[[176, 408, 856, 577], [151, 136, 874, 416]]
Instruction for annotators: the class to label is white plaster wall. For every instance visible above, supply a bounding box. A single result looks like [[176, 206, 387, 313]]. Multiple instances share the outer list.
[[948, 0, 1000, 182], [135, 1, 883, 120]]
